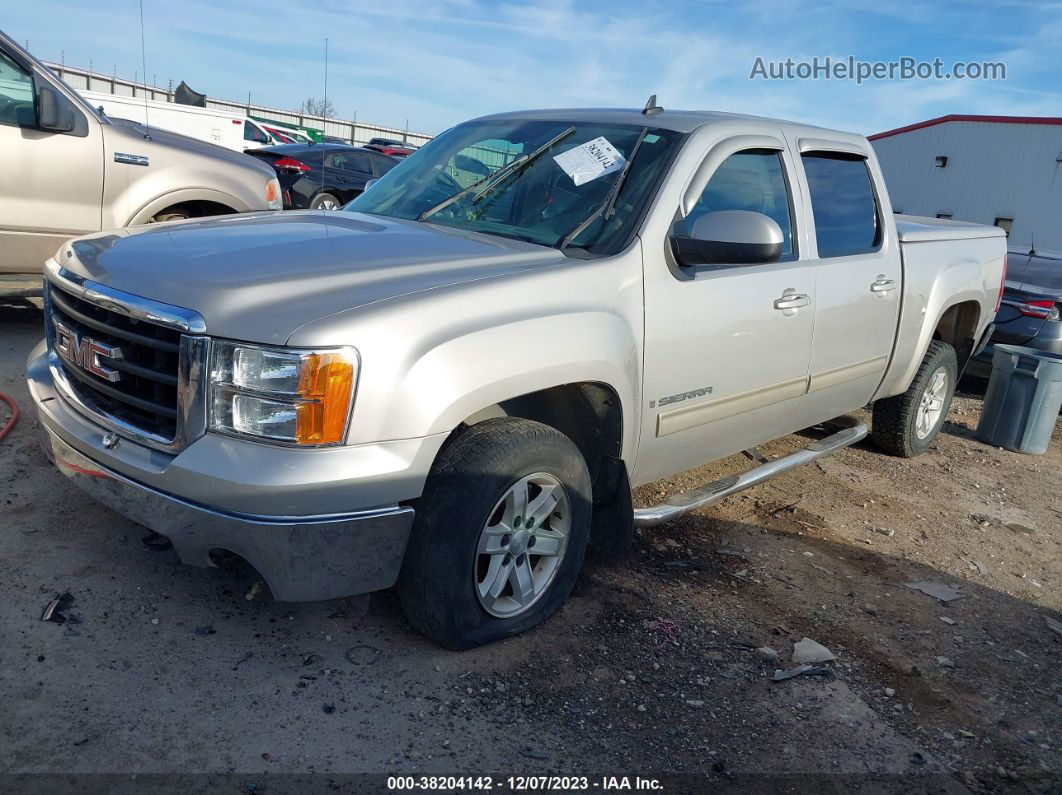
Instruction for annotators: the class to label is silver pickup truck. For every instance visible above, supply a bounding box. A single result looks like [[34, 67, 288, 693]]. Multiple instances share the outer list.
[[27, 106, 1006, 648], [0, 30, 282, 298]]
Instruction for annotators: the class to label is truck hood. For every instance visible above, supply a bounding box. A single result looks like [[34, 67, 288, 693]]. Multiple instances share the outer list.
[[104, 117, 274, 175], [63, 211, 567, 344]]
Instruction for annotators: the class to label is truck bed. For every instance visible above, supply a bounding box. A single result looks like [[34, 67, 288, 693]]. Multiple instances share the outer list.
[[895, 214, 1008, 243]]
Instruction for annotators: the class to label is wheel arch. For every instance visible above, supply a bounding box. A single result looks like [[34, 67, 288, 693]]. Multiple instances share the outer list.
[[125, 188, 251, 226], [932, 299, 982, 371]]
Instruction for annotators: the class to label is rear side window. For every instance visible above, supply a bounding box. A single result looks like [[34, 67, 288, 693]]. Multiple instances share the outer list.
[[686, 149, 795, 258], [325, 151, 371, 172], [801, 153, 881, 257]]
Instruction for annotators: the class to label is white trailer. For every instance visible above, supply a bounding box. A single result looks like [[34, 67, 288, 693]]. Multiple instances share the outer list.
[[77, 89, 273, 152]]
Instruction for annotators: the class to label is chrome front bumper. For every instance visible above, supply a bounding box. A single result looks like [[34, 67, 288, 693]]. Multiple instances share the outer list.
[[39, 423, 414, 601], [28, 339, 419, 602]]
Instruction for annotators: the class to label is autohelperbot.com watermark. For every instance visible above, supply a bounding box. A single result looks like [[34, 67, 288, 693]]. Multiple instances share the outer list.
[[749, 55, 1006, 84]]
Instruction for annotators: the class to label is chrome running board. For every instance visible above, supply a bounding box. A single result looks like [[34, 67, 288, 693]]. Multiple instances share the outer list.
[[632, 416, 867, 528]]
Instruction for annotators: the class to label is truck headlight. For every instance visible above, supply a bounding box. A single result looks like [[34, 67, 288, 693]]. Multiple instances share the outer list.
[[210, 342, 357, 446], [265, 177, 283, 210]]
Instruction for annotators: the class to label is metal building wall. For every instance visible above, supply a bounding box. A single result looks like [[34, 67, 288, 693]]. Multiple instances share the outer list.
[[871, 121, 1062, 253]]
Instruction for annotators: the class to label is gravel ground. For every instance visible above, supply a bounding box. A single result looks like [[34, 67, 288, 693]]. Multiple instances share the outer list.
[[1, 300, 1059, 792]]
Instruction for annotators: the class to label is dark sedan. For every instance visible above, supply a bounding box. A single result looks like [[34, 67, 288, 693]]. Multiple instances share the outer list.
[[968, 247, 1062, 377], [247, 143, 399, 210]]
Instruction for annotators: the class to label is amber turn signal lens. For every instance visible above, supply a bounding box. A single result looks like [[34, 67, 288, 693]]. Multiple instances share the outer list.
[[294, 352, 355, 445]]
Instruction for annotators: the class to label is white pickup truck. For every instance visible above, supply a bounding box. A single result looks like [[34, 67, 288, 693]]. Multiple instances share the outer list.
[[28, 104, 1006, 648]]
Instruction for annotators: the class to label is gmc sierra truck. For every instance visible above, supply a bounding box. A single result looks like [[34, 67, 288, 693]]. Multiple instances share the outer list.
[[27, 105, 1006, 649]]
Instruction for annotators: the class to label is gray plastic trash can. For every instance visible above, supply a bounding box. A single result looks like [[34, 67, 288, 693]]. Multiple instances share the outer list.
[[975, 344, 1062, 454]]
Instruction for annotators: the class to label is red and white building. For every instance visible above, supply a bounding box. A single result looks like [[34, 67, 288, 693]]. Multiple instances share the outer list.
[[870, 115, 1062, 254]]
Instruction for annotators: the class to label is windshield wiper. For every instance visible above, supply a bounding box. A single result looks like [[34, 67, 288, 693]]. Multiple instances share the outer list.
[[418, 126, 576, 222], [558, 126, 648, 251]]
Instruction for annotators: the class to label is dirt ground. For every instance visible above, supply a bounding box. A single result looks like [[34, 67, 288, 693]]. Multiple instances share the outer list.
[[1, 300, 1059, 793]]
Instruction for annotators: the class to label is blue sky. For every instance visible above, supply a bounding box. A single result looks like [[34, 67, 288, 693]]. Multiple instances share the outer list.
[[6, 0, 1060, 137]]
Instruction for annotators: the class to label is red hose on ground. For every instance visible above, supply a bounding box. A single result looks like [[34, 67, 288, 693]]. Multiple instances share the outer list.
[[0, 391, 19, 442]]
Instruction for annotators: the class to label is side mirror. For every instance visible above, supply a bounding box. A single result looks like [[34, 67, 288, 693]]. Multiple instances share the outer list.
[[672, 210, 783, 266], [363, 178, 379, 191], [37, 84, 76, 132]]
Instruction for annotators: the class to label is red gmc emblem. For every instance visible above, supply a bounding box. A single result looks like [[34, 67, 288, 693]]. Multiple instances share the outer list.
[[54, 319, 124, 383]]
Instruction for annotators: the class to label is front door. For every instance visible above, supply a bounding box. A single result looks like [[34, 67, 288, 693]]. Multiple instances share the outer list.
[[636, 142, 816, 485], [0, 48, 103, 275]]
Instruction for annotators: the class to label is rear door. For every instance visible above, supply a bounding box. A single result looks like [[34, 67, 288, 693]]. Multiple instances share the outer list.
[[636, 137, 817, 484], [325, 150, 375, 199], [786, 142, 902, 429], [0, 46, 103, 275]]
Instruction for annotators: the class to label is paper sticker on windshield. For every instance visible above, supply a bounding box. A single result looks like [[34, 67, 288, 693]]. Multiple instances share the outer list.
[[553, 136, 626, 186]]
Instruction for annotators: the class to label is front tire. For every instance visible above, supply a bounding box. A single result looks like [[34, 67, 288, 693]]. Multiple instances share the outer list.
[[398, 418, 592, 649], [872, 340, 957, 457]]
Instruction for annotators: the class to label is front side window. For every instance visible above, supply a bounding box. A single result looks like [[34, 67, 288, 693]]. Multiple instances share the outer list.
[[0, 50, 35, 128], [801, 153, 881, 257], [346, 119, 685, 256], [684, 149, 795, 258], [372, 155, 398, 177]]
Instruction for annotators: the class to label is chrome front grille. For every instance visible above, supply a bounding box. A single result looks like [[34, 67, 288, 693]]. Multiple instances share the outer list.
[[43, 261, 209, 453], [49, 282, 182, 439]]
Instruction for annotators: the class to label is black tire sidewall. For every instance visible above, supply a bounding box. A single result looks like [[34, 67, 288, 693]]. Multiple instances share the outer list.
[[400, 420, 591, 649], [902, 344, 957, 455]]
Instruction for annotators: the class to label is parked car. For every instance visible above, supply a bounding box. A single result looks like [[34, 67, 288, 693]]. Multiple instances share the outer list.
[[321, 134, 350, 144], [247, 143, 399, 209], [967, 247, 1062, 377], [365, 136, 416, 157], [0, 29, 282, 298], [263, 124, 317, 145], [261, 125, 295, 144], [263, 124, 315, 145], [27, 106, 1005, 650]]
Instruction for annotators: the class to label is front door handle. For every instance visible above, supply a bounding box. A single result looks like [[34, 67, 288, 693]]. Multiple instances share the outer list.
[[871, 275, 897, 295], [773, 289, 810, 316]]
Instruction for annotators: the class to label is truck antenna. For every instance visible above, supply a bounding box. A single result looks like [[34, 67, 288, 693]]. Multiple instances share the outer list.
[[642, 94, 663, 115], [138, 0, 151, 139]]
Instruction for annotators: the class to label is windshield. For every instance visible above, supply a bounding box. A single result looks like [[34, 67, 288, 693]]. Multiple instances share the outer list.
[[345, 119, 684, 255]]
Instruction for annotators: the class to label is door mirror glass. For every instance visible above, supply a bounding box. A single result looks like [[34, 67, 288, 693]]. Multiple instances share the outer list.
[[36, 84, 76, 132], [672, 210, 783, 266]]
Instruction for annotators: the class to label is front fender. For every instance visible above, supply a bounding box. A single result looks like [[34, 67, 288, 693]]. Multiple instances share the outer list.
[[125, 187, 254, 226], [388, 311, 641, 463]]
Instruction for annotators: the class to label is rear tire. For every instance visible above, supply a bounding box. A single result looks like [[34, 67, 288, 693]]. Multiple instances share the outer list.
[[398, 418, 592, 649], [310, 192, 342, 210], [871, 340, 957, 457]]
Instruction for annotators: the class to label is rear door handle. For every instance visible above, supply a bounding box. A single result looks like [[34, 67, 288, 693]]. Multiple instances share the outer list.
[[871, 276, 897, 294], [773, 289, 810, 316]]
